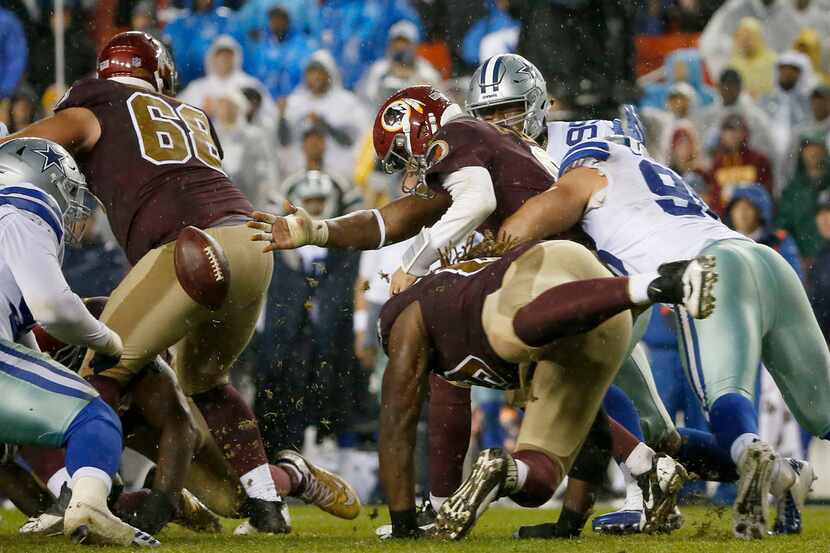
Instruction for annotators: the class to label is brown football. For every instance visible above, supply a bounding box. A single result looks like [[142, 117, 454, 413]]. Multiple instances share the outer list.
[[174, 226, 231, 310]]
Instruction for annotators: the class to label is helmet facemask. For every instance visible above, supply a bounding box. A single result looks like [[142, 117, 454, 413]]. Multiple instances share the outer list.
[[59, 173, 98, 246]]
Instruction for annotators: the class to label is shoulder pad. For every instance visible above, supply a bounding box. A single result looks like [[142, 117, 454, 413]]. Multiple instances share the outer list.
[[559, 140, 611, 176]]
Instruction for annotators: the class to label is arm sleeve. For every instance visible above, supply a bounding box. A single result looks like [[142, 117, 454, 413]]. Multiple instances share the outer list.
[[1, 215, 115, 350], [401, 166, 496, 276]]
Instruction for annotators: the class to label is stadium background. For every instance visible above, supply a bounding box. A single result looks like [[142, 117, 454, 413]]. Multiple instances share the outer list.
[[1, 0, 830, 506]]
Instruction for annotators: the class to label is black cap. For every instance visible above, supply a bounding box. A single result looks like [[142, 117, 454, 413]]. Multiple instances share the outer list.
[[720, 68, 742, 85], [816, 190, 830, 212]]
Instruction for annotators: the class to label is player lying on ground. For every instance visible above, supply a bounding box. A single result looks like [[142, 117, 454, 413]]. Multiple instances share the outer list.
[[0, 138, 157, 546], [0, 31, 358, 533], [18, 297, 359, 536], [375, 236, 716, 539], [498, 127, 821, 539]]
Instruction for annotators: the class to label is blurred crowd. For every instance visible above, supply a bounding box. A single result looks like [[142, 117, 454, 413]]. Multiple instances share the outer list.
[[2, 0, 830, 500]]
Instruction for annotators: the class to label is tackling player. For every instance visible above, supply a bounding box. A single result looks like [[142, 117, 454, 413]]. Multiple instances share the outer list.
[[375, 237, 714, 539], [1, 31, 359, 533], [0, 138, 157, 546], [499, 126, 824, 539]]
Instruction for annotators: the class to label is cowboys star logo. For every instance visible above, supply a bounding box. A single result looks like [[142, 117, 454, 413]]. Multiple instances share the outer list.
[[32, 144, 66, 175]]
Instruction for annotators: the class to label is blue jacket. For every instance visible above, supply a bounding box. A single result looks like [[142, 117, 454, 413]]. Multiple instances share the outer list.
[[461, 0, 517, 66], [727, 184, 804, 280], [317, 0, 422, 89], [0, 9, 26, 98], [246, 27, 316, 98], [163, 1, 233, 86], [234, 0, 320, 39], [640, 49, 716, 110]]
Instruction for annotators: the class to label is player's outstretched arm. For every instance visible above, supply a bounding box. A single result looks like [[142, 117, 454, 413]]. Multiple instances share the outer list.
[[3, 216, 121, 361], [499, 166, 605, 244], [249, 191, 450, 252], [378, 302, 432, 538], [0, 108, 101, 154]]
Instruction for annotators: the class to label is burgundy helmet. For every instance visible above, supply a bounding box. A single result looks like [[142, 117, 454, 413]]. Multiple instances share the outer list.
[[372, 85, 457, 196], [97, 31, 177, 96]]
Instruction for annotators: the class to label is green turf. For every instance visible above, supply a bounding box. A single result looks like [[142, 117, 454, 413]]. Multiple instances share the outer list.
[[2, 504, 829, 552]]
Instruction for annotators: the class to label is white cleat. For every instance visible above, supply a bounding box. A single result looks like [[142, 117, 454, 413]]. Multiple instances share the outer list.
[[20, 512, 64, 537], [433, 448, 517, 540], [637, 455, 689, 534], [64, 501, 159, 546], [63, 476, 159, 546], [649, 256, 718, 319], [734, 441, 775, 539]]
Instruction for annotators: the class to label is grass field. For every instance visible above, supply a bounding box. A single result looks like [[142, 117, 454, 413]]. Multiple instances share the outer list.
[[1, 504, 829, 552]]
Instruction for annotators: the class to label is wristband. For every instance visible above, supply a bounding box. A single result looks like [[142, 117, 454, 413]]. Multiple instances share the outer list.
[[353, 310, 369, 333], [371, 209, 386, 249], [390, 509, 419, 538]]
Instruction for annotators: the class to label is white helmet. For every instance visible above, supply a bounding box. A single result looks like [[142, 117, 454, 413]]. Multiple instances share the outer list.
[[467, 54, 549, 139], [0, 138, 95, 245]]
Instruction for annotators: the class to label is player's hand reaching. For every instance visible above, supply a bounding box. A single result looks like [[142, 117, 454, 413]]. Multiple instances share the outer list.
[[248, 201, 329, 252], [390, 268, 417, 295], [89, 330, 123, 372]]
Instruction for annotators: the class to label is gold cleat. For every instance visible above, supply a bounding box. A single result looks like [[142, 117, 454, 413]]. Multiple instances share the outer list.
[[175, 488, 221, 534], [274, 450, 361, 520]]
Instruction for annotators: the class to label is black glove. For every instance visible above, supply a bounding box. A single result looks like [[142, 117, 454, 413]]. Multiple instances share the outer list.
[[89, 352, 121, 373], [119, 490, 175, 535]]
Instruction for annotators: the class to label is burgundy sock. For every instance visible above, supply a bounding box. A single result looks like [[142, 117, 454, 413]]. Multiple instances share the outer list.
[[513, 278, 632, 347], [192, 384, 269, 478], [269, 464, 297, 497], [610, 417, 641, 465], [510, 449, 562, 508], [19, 446, 66, 485], [428, 375, 471, 497]]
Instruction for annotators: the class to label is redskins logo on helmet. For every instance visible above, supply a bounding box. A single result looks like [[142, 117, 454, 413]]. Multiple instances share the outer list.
[[373, 86, 458, 198], [380, 99, 425, 133]]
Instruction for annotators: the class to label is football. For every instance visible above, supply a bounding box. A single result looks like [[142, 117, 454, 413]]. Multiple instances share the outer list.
[[174, 226, 231, 310]]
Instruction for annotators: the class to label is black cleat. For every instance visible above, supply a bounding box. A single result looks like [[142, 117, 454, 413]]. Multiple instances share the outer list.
[[236, 498, 291, 535]]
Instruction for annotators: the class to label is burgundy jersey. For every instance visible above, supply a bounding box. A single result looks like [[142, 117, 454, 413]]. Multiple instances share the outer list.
[[379, 242, 538, 390], [55, 78, 252, 264], [425, 117, 556, 234]]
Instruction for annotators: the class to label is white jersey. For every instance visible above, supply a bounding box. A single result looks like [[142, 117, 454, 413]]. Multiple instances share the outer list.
[[561, 137, 746, 275], [0, 183, 112, 348], [546, 120, 621, 179]]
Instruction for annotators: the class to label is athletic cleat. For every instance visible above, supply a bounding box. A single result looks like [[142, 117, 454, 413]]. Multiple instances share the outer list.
[[592, 510, 645, 535], [20, 483, 71, 536], [663, 505, 685, 533], [772, 459, 815, 535], [638, 454, 689, 534], [64, 500, 159, 546], [734, 440, 775, 539], [375, 500, 438, 540], [236, 498, 291, 535], [175, 488, 222, 534], [648, 256, 718, 319], [433, 448, 518, 540], [274, 449, 361, 520]]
